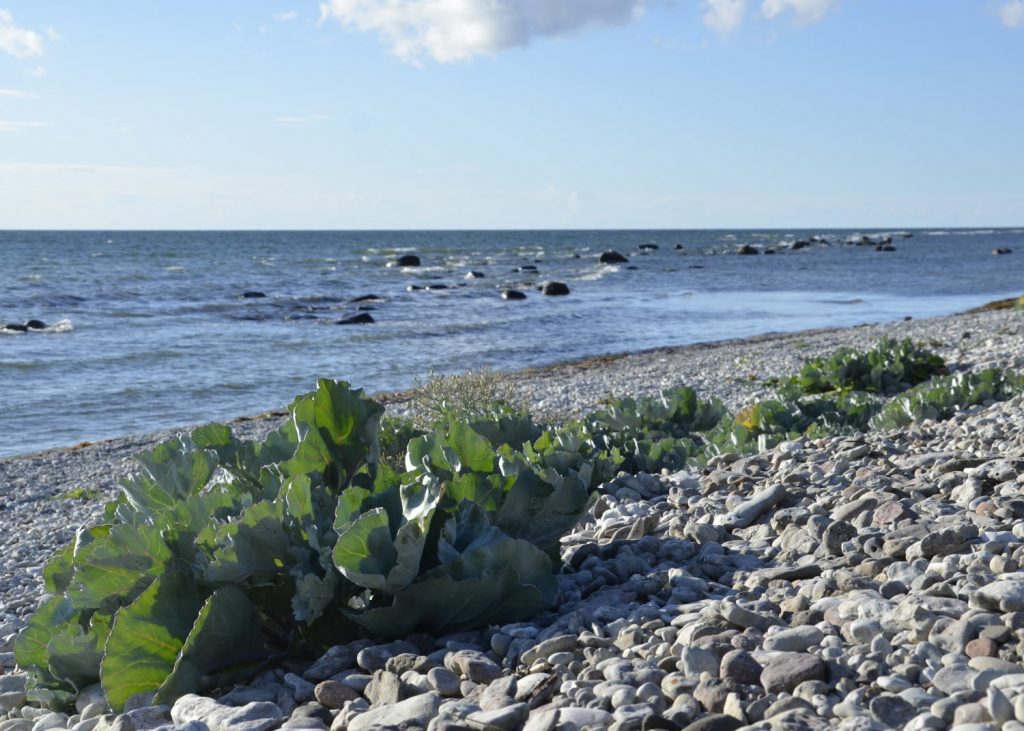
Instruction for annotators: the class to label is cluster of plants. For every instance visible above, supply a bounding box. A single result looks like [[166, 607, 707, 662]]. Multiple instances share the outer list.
[[18, 341, 1024, 711], [778, 336, 947, 397], [17, 381, 590, 710]]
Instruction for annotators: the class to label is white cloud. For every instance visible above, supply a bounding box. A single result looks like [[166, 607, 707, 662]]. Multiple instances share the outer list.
[[274, 11, 299, 22], [27, 66, 46, 77], [997, 0, 1024, 27], [761, 0, 838, 24], [0, 9, 46, 57], [273, 114, 331, 126], [0, 87, 36, 98], [703, 0, 747, 34], [0, 120, 50, 132], [318, 0, 647, 63]]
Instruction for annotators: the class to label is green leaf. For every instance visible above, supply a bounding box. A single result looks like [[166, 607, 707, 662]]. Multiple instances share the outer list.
[[66, 524, 173, 609], [495, 469, 589, 556], [445, 422, 497, 473], [100, 572, 205, 712], [331, 508, 398, 591], [202, 501, 292, 585], [42, 544, 75, 595], [155, 585, 268, 705], [350, 536, 556, 638], [15, 596, 77, 674]]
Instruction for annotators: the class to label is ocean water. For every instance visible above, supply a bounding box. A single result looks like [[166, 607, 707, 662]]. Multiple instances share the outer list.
[[2, 228, 1023, 458]]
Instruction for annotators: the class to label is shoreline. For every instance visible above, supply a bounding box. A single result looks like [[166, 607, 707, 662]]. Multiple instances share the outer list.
[[1, 302, 1020, 466]]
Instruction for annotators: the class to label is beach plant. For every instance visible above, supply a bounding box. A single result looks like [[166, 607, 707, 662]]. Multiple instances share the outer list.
[[782, 337, 946, 397], [870, 368, 1024, 430], [17, 380, 591, 711], [411, 367, 522, 427]]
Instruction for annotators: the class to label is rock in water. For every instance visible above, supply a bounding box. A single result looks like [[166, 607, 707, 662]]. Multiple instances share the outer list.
[[539, 282, 570, 296], [387, 254, 421, 267], [600, 250, 629, 264], [501, 289, 527, 300], [336, 313, 375, 325]]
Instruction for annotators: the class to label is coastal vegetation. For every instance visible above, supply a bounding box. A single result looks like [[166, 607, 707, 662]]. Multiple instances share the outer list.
[[17, 338, 1024, 712]]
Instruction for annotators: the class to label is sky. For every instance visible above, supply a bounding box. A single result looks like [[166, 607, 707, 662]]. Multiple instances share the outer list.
[[0, 0, 1022, 230]]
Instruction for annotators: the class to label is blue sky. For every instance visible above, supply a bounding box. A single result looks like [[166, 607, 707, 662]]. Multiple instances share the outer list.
[[1, 1, 1022, 229]]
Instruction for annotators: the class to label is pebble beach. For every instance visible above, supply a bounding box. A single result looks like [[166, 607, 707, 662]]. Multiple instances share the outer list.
[[4, 305, 1024, 731]]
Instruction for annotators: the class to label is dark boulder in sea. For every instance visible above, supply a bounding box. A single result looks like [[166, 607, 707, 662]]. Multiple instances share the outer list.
[[4, 323, 29, 332], [465, 271, 485, 279], [425, 284, 449, 291], [516, 264, 538, 272], [791, 240, 810, 251], [388, 254, 421, 267], [994, 248, 1013, 255], [336, 313, 375, 325], [25, 319, 47, 330], [407, 284, 424, 291], [350, 294, 383, 303], [501, 289, 527, 300], [539, 282, 570, 296], [764, 248, 777, 255], [600, 250, 629, 264], [626, 265, 639, 270], [875, 244, 896, 252], [674, 244, 684, 250], [736, 245, 758, 255], [638, 244, 659, 251], [242, 291, 266, 299]]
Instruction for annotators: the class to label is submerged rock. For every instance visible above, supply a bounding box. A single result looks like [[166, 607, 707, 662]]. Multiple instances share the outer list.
[[387, 254, 421, 267], [336, 314, 375, 325], [600, 250, 629, 264], [501, 289, 527, 300], [539, 282, 570, 296]]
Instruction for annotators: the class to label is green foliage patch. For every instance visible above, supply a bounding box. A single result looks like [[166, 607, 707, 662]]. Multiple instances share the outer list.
[[18, 338, 1024, 712]]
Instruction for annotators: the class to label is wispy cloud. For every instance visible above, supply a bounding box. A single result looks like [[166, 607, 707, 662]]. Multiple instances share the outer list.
[[273, 114, 332, 126], [318, 0, 647, 64], [703, 0, 747, 34], [0, 120, 51, 132], [27, 65, 46, 77], [0, 9, 47, 57], [0, 87, 36, 99], [761, 0, 839, 24], [997, 0, 1024, 27], [274, 11, 299, 22]]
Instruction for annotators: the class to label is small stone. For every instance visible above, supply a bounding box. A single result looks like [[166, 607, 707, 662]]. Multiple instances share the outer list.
[[763, 626, 824, 653], [719, 650, 763, 686], [346, 693, 444, 731], [171, 695, 284, 731], [679, 714, 742, 731], [760, 653, 825, 694], [364, 670, 405, 707], [427, 667, 462, 697], [467, 703, 530, 731], [446, 650, 503, 684], [313, 681, 360, 709], [967, 638, 1000, 659], [870, 694, 917, 727], [679, 646, 720, 677]]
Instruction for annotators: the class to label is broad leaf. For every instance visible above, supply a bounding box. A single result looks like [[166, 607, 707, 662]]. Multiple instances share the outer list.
[[100, 572, 204, 711]]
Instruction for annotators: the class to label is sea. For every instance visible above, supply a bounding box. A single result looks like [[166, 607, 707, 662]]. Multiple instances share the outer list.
[[2, 228, 1023, 458]]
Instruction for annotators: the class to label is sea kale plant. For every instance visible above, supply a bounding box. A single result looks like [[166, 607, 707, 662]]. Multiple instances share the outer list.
[[16, 380, 592, 711], [18, 339, 1024, 713], [781, 336, 947, 396]]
